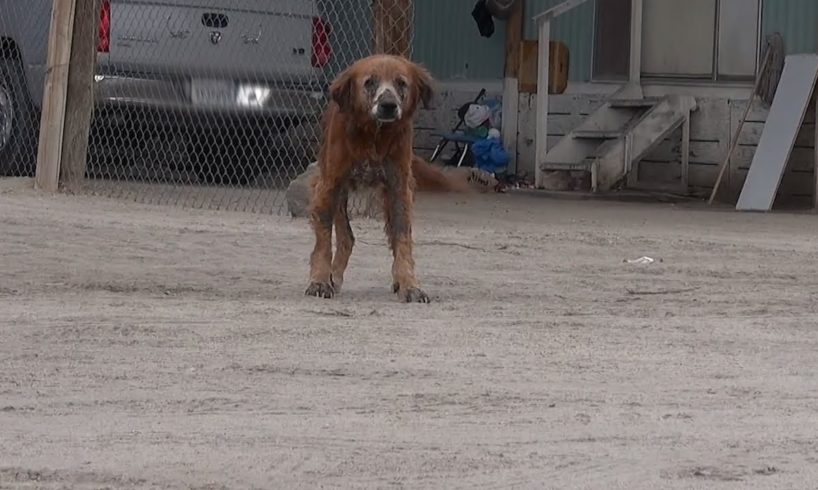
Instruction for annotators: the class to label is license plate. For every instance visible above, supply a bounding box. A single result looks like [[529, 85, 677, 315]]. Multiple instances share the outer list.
[[190, 79, 235, 106]]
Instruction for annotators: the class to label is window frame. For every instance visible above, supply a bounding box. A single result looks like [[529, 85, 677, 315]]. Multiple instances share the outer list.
[[590, 0, 764, 83]]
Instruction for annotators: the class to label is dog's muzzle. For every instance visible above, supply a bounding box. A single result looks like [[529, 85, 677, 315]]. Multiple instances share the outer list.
[[372, 84, 402, 123]]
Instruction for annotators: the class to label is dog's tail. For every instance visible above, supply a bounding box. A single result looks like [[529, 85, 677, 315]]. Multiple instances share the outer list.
[[411, 156, 471, 193]]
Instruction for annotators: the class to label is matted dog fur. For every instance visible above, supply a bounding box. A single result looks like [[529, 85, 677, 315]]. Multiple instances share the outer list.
[[305, 54, 465, 303]]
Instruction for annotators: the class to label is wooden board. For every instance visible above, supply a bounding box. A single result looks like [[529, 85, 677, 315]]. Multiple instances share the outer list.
[[34, 0, 78, 192], [34, 0, 99, 192], [518, 40, 569, 95], [519, 40, 539, 94], [60, 0, 101, 189], [736, 55, 818, 212]]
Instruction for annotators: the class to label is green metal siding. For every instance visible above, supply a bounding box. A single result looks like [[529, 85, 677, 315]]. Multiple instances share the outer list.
[[524, 0, 595, 82], [412, 0, 507, 80], [762, 0, 818, 54], [412, 0, 594, 82], [413, 0, 818, 82]]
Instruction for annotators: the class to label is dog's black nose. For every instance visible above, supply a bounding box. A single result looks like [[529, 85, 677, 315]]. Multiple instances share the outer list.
[[378, 102, 398, 117]]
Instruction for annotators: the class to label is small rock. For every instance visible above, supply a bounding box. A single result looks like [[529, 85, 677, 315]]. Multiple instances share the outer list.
[[285, 162, 318, 218]]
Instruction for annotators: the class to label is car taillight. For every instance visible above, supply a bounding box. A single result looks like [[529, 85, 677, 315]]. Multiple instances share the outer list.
[[312, 17, 331, 68], [98, 0, 111, 53]]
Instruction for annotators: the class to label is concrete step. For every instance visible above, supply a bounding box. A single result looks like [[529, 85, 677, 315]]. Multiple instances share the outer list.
[[608, 97, 661, 109], [572, 129, 623, 140], [541, 160, 594, 172]]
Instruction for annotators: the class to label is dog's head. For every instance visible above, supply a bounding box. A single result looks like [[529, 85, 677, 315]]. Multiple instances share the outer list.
[[329, 54, 435, 124]]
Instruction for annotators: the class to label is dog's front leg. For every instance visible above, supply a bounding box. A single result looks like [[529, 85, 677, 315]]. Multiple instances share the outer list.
[[306, 174, 346, 299], [330, 187, 354, 292], [383, 157, 430, 304]]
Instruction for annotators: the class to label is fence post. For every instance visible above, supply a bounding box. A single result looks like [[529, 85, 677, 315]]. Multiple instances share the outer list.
[[373, 0, 413, 57], [502, 0, 525, 174], [35, 0, 99, 192], [628, 0, 643, 84], [534, 18, 550, 189]]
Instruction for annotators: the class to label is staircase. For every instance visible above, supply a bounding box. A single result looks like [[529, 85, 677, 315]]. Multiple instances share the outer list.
[[541, 87, 698, 193]]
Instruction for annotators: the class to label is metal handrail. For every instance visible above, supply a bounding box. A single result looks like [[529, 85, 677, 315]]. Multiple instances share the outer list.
[[533, 0, 591, 24]]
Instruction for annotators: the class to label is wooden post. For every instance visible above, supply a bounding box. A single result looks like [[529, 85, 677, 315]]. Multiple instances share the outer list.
[[35, 0, 77, 192], [534, 18, 550, 188], [61, 0, 100, 189], [501, 0, 524, 173], [708, 48, 772, 205], [681, 115, 690, 193], [373, 0, 412, 57], [814, 95, 818, 210], [628, 0, 643, 85], [35, 0, 99, 192]]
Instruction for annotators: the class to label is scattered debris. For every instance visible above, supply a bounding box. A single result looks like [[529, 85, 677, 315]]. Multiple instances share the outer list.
[[626, 287, 699, 296], [419, 240, 488, 252], [689, 466, 744, 482], [305, 309, 354, 318], [625, 256, 660, 265], [465, 167, 501, 193]]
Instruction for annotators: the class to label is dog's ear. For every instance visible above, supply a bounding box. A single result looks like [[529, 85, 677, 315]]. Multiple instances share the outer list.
[[412, 63, 436, 110], [330, 67, 355, 112]]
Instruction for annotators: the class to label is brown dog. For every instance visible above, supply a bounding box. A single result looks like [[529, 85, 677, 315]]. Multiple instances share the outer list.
[[306, 54, 453, 303]]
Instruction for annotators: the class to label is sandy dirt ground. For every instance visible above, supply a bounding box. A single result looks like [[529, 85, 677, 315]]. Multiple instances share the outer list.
[[3, 177, 818, 489]]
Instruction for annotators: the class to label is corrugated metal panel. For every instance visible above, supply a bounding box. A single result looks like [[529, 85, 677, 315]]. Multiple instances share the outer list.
[[762, 0, 818, 55], [412, 0, 507, 80], [412, 0, 595, 82], [413, 0, 818, 82], [524, 0, 595, 82]]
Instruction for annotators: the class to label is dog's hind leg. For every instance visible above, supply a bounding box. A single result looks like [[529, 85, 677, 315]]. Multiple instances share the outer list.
[[383, 160, 430, 304], [330, 187, 354, 292]]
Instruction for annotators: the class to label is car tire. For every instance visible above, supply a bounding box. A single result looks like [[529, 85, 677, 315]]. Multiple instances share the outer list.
[[0, 58, 39, 176], [485, 0, 518, 20]]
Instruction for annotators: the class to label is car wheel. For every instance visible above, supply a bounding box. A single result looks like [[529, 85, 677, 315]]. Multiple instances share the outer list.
[[486, 0, 518, 20], [0, 58, 38, 176]]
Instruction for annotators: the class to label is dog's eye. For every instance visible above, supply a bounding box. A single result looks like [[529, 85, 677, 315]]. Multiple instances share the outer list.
[[364, 78, 377, 90], [395, 78, 408, 90]]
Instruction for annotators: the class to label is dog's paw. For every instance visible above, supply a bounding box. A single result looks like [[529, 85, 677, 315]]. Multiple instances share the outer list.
[[305, 281, 335, 299], [396, 286, 431, 304]]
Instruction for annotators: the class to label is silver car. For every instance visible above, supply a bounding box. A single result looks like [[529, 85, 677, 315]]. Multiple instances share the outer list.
[[0, 0, 346, 175]]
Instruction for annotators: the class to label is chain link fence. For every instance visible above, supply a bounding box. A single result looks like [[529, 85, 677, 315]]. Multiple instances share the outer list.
[[0, 0, 414, 214]]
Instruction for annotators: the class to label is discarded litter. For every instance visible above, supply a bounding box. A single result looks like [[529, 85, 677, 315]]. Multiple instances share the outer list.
[[625, 256, 657, 265]]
